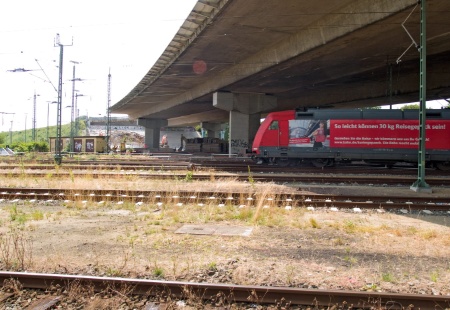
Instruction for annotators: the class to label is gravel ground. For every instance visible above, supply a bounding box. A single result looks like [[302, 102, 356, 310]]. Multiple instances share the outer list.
[[0, 179, 449, 300]]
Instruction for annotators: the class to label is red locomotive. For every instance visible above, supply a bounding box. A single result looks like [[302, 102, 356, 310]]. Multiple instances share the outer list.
[[251, 109, 450, 170]]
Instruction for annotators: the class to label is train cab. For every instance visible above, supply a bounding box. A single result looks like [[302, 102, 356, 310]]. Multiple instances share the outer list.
[[252, 110, 294, 155]]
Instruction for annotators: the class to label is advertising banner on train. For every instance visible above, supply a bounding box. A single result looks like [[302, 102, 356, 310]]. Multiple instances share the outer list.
[[289, 119, 450, 149], [330, 119, 450, 149], [289, 119, 329, 147]]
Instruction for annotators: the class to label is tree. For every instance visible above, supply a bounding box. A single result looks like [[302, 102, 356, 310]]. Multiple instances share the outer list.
[[401, 104, 420, 110]]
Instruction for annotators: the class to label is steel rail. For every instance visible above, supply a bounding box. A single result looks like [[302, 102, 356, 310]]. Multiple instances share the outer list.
[[1, 162, 447, 176], [0, 188, 448, 210], [1, 155, 449, 172], [0, 272, 448, 309], [2, 171, 450, 186], [0, 187, 447, 203]]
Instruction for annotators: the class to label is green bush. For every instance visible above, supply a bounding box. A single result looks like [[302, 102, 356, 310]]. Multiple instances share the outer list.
[[0, 141, 49, 153]]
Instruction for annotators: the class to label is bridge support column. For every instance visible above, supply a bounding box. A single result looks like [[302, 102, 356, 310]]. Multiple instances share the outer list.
[[229, 111, 261, 156], [201, 122, 225, 139], [213, 92, 277, 156], [137, 118, 168, 149]]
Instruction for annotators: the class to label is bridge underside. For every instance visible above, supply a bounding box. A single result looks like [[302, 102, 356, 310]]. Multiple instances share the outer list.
[[111, 0, 450, 127]]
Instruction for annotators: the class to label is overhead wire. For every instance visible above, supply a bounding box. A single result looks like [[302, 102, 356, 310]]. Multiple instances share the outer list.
[[34, 59, 57, 93]]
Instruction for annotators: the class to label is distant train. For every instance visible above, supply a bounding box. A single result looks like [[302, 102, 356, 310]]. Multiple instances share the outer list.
[[251, 109, 450, 170]]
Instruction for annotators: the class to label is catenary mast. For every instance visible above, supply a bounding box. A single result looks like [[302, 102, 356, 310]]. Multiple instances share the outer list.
[[106, 69, 111, 153]]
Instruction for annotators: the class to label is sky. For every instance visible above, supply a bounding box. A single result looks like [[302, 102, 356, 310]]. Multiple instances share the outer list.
[[0, 0, 198, 133], [1, 1, 448, 134]]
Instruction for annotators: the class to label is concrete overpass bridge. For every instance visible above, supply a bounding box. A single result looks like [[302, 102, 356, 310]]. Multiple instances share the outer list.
[[111, 0, 450, 154]]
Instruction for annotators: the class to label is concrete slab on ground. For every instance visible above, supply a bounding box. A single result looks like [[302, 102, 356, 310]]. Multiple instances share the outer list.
[[175, 224, 252, 236]]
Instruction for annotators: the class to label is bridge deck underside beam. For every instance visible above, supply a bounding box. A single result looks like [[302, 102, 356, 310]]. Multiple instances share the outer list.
[[111, 0, 450, 126]]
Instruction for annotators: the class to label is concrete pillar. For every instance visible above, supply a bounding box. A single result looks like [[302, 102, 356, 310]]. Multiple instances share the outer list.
[[201, 122, 225, 139], [137, 118, 168, 149], [213, 92, 277, 155], [229, 111, 262, 155]]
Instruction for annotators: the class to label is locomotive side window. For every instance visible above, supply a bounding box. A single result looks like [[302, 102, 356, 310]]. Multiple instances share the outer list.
[[269, 121, 279, 130]]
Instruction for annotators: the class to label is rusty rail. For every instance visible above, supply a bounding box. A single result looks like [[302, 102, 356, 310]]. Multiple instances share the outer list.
[[0, 188, 448, 211], [0, 272, 448, 309]]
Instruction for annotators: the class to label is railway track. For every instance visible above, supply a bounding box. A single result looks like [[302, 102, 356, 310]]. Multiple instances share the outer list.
[[0, 162, 372, 174], [1, 155, 449, 308], [1, 188, 449, 211], [0, 271, 449, 309], [1, 160, 449, 175], [1, 169, 450, 186]]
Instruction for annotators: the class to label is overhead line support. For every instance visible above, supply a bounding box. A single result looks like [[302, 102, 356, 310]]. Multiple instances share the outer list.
[[54, 34, 73, 165], [410, 0, 431, 193]]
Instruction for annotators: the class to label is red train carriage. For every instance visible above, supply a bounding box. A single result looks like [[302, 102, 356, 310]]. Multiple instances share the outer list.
[[251, 109, 450, 170]]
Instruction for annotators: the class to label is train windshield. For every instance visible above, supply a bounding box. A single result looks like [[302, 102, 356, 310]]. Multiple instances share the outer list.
[[268, 121, 279, 130]]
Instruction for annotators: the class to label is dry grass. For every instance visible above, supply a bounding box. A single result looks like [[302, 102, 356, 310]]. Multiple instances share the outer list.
[[1, 278, 23, 295], [0, 171, 295, 195], [0, 227, 33, 270], [0, 169, 449, 296]]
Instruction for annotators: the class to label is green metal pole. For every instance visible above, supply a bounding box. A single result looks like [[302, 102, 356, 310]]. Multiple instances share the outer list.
[[55, 42, 64, 165], [106, 70, 111, 153], [70, 64, 75, 156], [410, 0, 431, 192]]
